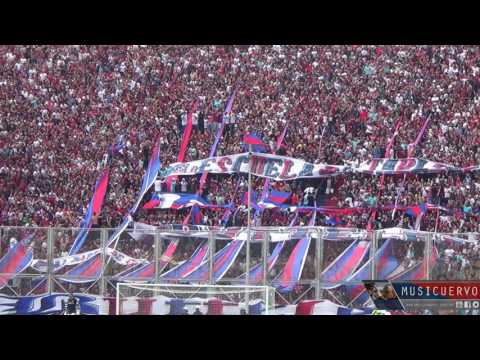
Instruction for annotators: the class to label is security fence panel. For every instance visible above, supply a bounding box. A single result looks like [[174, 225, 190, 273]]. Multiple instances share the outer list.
[[432, 232, 480, 281], [0, 227, 47, 295], [159, 229, 209, 285], [49, 228, 103, 295]]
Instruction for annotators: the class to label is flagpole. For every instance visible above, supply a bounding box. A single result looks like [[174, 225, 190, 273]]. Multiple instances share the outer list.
[[246, 145, 252, 313]]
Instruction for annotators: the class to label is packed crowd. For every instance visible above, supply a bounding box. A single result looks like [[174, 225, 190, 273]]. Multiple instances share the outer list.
[[2, 45, 480, 236]]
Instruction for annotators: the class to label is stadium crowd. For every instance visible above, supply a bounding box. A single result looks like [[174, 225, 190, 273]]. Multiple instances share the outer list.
[[2, 45, 480, 235]]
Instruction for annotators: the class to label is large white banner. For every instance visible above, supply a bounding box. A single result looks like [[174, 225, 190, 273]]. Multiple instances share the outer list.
[[161, 152, 347, 181], [30, 247, 147, 273], [354, 158, 456, 175]]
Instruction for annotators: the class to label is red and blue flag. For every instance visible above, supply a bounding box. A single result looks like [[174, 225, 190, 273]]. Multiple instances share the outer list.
[[406, 203, 427, 218], [243, 132, 269, 153], [68, 168, 110, 255]]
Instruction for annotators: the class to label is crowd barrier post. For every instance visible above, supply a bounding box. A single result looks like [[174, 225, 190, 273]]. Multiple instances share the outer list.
[[154, 229, 161, 283], [208, 230, 215, 285], [262, 231, 268, 286], [47, 228, 54, 295], [99, 228, 108, 297], [426, 231, 432, 281], [369, 229, 378, 281], [315, 227, 324, 300]]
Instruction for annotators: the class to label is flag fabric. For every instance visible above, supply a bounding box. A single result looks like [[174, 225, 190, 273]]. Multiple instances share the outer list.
[[58, 254, 103, 283], [197, 91, 236, 192], [118, 262, 155, 282], [273, 212, 316, 293], [129, 138, 161, 215], [106, 138, 161, 253], [254, 123, 289, 224], [325, 215, 342, 226], [167, 102, 197, 190], [143, 193, 209, 210], [321, 240, 371, 288], [161, 242, 209, 280], [156, 239, 183, 274], [183, 240, 245, 282], [406, 203, 427, 218], [68, 168, 110, 255], [267, 190, 291, 204], [344, 239, 400, 306], [391, 245, 438, 282], [0, 236, 34, 289], [243, 132, 269, 153], [238, 240, 286, 284], [191, 205, 203, 225]]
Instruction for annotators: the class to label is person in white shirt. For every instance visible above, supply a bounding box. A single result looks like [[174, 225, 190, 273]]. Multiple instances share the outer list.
[[180, 178, 188, 193]]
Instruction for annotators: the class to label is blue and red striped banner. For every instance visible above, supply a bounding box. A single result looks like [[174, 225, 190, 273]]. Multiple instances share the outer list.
[[0, 237, 33, 288], [273, 212, 316, 293], [183, 240, 245, 282], [59, 254, 103, 283], [322, 240, 371, 288], [69, 168, 110, 255], [161, 242, 209, 280]]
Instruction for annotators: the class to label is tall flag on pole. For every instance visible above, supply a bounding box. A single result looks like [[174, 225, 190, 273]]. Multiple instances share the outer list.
[[243, 132, 269, 153], [68, 168, 110, 255], [129, 137, 162, 215], [255, 123, 289, 224], [406, 203, 427, 218], [167, 101, 197, 191], [107, 137, 161, 253]]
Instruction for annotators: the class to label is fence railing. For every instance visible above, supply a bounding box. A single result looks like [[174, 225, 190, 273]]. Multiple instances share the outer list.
[[1, 225, 478, 305]]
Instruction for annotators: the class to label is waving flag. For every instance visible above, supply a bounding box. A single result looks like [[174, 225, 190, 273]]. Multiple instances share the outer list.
[[69, 168, 110, 255], [268, 190, 291, 204], [325, 215, 342, 226], [144, 193, 209, 210], [129, 138, 161, 215], [254, 123, 289, 224], [406, 203, 427, 218], [59, 254, 103, 283], [259, 189, 291, 208], [183, 240, 245, 282], [273, 212, 316, 293], [106, 138, 161, 253], [321, 240, 371, 288], [243, 132, 269, 153], [161, 242, 209, 280], [238, 241, 286, 284], [197, 91, 236, 194], [167, 102, 198, 191], [0, 236, 34, 289]]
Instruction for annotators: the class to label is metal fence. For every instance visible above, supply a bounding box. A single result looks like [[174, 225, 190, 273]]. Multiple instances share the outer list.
[[1, 225, 479, 306]]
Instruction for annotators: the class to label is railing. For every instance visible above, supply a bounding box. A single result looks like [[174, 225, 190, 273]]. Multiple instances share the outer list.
[[0, 225, 478, 306]]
